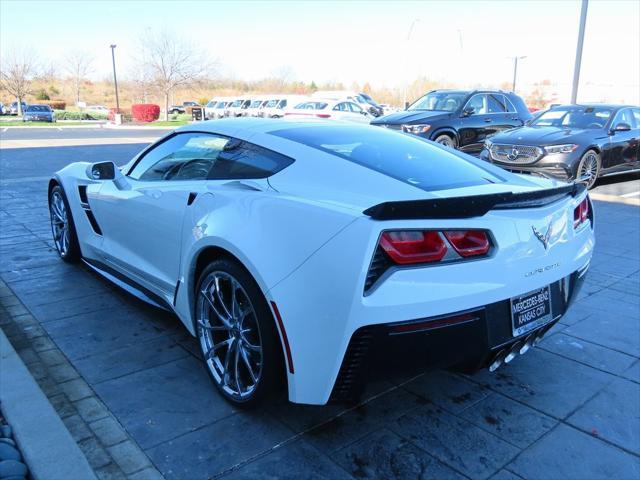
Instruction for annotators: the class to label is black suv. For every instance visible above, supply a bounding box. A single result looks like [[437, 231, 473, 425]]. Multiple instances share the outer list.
[[371, 89, 532, 153]]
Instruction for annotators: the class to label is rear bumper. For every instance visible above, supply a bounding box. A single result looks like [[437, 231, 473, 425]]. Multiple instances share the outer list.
[[330, 265, 588, 402]]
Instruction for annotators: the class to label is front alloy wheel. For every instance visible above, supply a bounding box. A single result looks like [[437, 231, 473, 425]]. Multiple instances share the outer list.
[[49, 185, 80, 262], [577, 150, 600, 189], [434, 134, 457, 149], [196, 260, 282, 407]]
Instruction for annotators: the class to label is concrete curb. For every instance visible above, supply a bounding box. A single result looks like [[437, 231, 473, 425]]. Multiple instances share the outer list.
[[0, 328, 97, 480]]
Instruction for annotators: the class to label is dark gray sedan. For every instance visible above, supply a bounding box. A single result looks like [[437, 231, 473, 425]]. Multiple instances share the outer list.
[[481, 104, 640, 189], [23, 104, 56, 123]]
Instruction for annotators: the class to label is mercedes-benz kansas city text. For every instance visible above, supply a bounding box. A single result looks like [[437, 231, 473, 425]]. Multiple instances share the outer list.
[[371, 89, 532, 153], [48, 119, 594, 407]]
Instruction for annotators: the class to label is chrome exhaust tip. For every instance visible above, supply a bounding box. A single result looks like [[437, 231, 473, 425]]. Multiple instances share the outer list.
[[489, 349, 507, 372], [504, 341, 523, 364], [520, 335, 535, 355]]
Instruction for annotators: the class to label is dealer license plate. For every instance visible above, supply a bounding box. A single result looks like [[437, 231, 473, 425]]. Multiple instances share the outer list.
[[511, 286, 552, 337]]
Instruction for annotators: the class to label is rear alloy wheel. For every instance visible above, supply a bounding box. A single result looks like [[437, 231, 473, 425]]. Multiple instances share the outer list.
[[577, 149, 600, 189], [49, 185, 80, 262], [434, 134, 457, 149], [196, 259, 283, 407]]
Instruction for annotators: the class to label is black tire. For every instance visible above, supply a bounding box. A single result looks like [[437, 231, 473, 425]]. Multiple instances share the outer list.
[[49, 184, 81, 262], [434, 133, 457, 149], [576, 149, 601, 189], [195, 258, 284, 407]]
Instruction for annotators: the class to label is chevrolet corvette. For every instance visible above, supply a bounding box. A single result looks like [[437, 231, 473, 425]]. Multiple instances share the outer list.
[[48, 118, 594, 406]]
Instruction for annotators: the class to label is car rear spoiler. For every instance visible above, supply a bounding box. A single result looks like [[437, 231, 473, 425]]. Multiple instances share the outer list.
[[363, 182, 586, 220]]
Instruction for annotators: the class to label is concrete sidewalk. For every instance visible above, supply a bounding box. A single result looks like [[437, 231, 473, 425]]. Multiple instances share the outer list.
[[0, 325, 96, 480]]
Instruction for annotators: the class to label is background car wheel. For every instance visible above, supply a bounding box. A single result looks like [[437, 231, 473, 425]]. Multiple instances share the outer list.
[[434, 134, 457, 149], [577, 149, 601, 189], [49, 184, 80, 262], [196, 258, 284, 407]]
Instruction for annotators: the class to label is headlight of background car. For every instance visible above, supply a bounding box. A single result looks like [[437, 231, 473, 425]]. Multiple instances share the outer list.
[[402, 124, 431, 134], [544, 144, 578, 155]]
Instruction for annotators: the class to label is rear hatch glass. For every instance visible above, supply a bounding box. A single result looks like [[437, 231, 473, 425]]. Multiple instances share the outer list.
[[272, 125, 506, 192]]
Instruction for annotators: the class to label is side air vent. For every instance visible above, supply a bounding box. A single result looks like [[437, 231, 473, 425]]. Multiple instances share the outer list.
[[85, 210, 102, 235], [77, 186, 103, 236], [364, 246, 393, 293], [78, 185, 89, 204], [329, 326, 376, 403]]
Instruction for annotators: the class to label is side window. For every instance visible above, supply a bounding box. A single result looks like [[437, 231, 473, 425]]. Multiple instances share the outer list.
[[487, 94, 507, 113], [465, 94, 488, 115], [632, 108, 640, 129], [129, 133, 230, 181], [503, 95, 517, 113], [348, 102, 363, 113], [612, 108, 636, 129], [333, 102, 348, 112], [207, 141, 294, 180]]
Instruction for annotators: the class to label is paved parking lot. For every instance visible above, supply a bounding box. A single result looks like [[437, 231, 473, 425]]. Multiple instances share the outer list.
[[1, 129, 639, 479]]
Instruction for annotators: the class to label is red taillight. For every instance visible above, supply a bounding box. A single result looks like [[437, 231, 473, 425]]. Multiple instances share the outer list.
[[380, 231, 447, 264], [574, 197, 590, 228], [315, 113, 331, 118], [444, 230, 490, 257]]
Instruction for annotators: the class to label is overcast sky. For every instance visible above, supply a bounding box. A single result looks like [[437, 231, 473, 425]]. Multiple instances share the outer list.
[[1, 0, 638, 102]]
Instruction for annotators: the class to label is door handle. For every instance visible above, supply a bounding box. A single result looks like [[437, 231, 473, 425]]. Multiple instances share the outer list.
[[484, 118, 492, 123]]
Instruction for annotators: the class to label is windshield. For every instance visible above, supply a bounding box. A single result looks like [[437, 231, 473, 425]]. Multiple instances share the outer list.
[[206, 101, 217, 107], [532, 107, 613, 129], [230, 100, 242, 108], [27, 105, 50, 112], [216, 102, 227, 109], [272, 125, 504, 192], [250, 100, 262, 108], [408, 92, 467, 112], [294, 102, 328, 110]]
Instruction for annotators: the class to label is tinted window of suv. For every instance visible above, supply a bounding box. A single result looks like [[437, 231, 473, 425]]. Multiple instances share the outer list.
[[487, 94, 507, 113], [273, 125, 504, 191]]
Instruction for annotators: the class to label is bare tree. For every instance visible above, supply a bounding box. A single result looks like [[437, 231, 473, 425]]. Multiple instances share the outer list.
[[0, 47, 37, 115], [138, 29, 211, 120], [64, 50, 93, 105]]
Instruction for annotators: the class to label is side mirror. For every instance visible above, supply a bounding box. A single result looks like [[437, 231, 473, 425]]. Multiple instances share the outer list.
[[462, 106, 475, 117], [87, 161, 116, 180], [611, 122, 631, 133]]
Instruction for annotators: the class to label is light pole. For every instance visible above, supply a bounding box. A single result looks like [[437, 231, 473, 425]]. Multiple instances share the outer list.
[[509, 56, 527, 92], [571, 0, 589, 103], [402, 18, 420, 109], [110, 44, 120, 113]]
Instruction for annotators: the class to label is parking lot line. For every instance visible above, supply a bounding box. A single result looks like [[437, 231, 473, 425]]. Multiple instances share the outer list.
[[621, 191, 640, 198]]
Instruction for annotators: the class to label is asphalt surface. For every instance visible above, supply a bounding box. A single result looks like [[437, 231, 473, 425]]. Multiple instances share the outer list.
[[0, 126, 172, 141], [0, 128, 639, 480]]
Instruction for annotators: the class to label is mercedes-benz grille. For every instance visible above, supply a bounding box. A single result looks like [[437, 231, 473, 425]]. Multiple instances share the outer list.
[[490, 144, 543, 164]]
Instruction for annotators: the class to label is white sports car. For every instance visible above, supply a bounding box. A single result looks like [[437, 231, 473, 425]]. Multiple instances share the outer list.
[[48, 118, 594, 407]]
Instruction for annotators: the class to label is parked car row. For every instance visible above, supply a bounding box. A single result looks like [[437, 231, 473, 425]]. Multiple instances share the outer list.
[[202, 91, 386, 120], [369, 89, 639, 188]]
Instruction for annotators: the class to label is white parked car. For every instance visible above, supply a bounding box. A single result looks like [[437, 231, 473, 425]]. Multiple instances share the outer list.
[[85, 105, 110, 114], [258, 96, 304, 118], [226, 98, 252, 117], [204, 100, 218, 119], [284, 99, 372, 123], [48, 118, 593, 407], [245, 99, 267, 117]]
